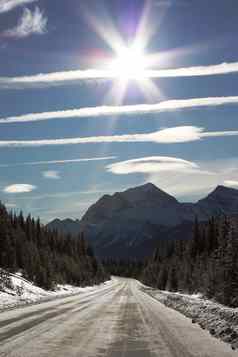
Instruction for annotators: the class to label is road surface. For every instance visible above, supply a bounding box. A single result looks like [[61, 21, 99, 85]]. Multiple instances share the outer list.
[[0, 277, 236, 356]]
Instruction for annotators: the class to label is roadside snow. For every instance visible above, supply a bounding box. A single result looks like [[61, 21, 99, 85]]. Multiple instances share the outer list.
[[0, 272, 111, 311], [142, 285, 238, 350]]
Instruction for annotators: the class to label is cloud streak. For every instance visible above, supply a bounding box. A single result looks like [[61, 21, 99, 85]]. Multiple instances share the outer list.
[[0, 0, 37, 13], [43, 170, 60, 179], [1, 62, 238, 89], [0, 126, 238, 147], [1, 96, 238, 124], [0, 156, 117, 167], [12, 189, 117, 201], [3, 7, 47, 39], [3, 183, 36, 193]]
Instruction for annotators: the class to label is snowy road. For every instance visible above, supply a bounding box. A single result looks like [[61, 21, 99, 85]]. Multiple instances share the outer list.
[[0, 277, 236, 357]]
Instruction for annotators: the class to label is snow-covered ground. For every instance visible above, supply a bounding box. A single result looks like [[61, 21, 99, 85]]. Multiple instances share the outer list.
[[0, 272, 111, 311], [142, 285, 238, 350], [0, 277, 236, 356]]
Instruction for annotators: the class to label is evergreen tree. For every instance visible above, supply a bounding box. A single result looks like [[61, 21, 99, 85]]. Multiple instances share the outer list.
[[0, 202, 108, 291], [141, 215, 238, 307]]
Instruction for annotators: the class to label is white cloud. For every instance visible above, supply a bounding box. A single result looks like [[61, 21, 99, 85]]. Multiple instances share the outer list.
[[3, 183, 36, 193], [3, 7, 47, 39], [107, 156, 238, 201], [224, 180, 238, 188], [0, 156, 117, 167], [107, 156, 200, 175], [150, 159, 238, 200], [43, 170, 60, 179], [0, 96, 238, 124], [0, 126, 238, 148], [0, 0, 37, 13], [2, 61, 237, 89]]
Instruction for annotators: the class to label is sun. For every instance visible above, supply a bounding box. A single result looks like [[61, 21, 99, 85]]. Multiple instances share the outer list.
[[108, 45, 149, 81], [104, 43, 162, 105]]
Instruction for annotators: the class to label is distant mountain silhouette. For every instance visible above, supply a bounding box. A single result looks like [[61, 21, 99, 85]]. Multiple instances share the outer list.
[[47, 183, 238, 259], [48, 218, 81, 236]]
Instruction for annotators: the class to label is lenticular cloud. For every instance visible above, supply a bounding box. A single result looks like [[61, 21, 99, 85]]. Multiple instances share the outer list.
[[106, 156, 199, 175], [3, 184, 36, 193]]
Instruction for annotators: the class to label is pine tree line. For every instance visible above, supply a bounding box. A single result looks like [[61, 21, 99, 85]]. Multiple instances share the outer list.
[[0, 202, 108, 290], [141, 215, 238, 307], [102, 258, 144, 279]]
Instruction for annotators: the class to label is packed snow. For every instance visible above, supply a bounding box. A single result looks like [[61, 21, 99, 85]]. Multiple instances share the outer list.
[[0, 277, 236, 356], [0, 272, 111, 311], [142, 285, 238, 350]]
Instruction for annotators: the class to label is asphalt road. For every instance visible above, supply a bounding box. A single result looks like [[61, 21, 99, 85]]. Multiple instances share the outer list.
[[0, 277, 236, 357]]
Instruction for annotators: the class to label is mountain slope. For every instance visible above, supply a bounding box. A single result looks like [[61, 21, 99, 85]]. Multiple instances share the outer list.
[[47, 183, 238, 259], [197, 185, 238, 215], [81, 183, 193, 228], [48, 218, 81, 236]]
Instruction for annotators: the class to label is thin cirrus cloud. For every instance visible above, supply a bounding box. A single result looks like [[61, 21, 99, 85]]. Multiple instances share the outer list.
[[0, 62, 238, 89], [3, 7, 47, 39], [3, 183, 36, 193], [0, 126, 238, 147], [0, 156, 117, 167], [12, 189, 117, 201], [1, 96, 238, 124], [42, 170, 60, 180], [0, 0, 37, 13]]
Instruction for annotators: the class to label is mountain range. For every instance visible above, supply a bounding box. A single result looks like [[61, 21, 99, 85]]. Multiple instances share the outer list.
[[47, 183, 238, 259]]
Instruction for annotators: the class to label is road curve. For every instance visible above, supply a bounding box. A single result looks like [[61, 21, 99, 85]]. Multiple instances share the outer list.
[[0, 277, 236, 357]]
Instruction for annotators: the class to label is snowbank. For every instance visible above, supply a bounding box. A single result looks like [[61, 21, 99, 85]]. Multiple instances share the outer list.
[[142, 286, 238, 350], [0, 272, 111, 311]]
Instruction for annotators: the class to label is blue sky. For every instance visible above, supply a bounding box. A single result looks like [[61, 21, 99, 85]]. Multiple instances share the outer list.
[[0, 0, 238, 222]]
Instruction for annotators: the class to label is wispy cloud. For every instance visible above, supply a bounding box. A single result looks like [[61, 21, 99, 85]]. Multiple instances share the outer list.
[[1, 96, 238, 124], [0, 126, 238, 147], [0, 0, 37, 13], [13, 189, 117, 201], [224, 180, 238, 188], [0, 156, 117, 167], [43, 170, 60, 180], [1, 62, 238, 89], [3, 183, 36, 193], [3, 7, 47, 39]]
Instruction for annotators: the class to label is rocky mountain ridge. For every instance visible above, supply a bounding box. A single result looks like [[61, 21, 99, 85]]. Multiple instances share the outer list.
[[47, 183, 238, 258]]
